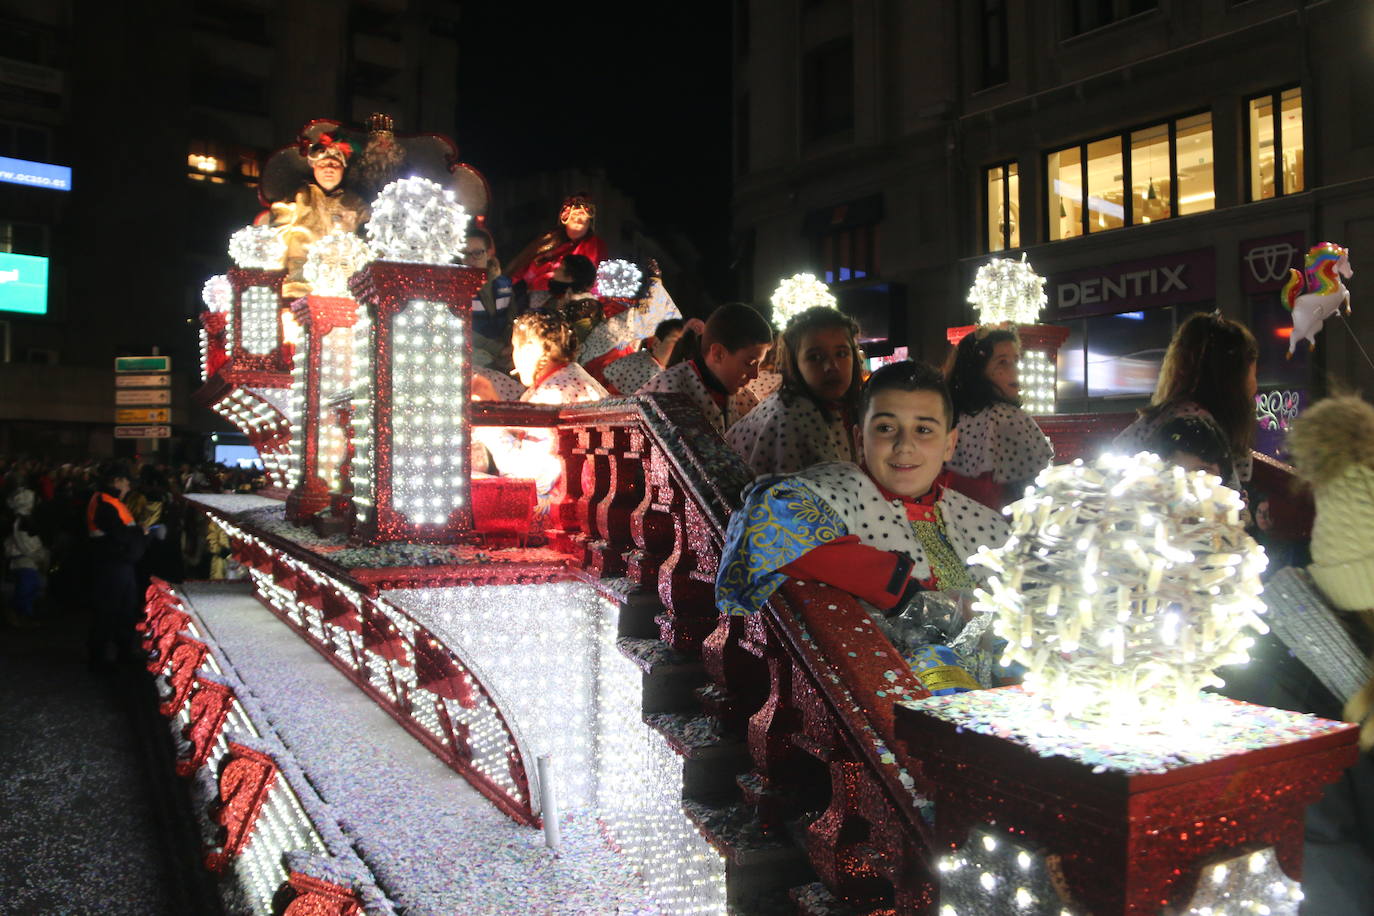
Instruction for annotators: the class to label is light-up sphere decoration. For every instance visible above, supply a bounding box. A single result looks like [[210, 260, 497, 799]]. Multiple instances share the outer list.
[[967, 254, 1046, 326], [202, 274, 233, 313], [971, 452, 1268, 727], [1019, 349, 1055, 415], [595, 259, 642, 299], [366, 176, 469, 265], [229, 225, 287, 270], [771, 273, 836, 327], [303, 231, 373, 298]]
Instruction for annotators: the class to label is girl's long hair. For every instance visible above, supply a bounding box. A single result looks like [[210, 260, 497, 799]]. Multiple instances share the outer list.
[[1145, 312, 1259, 455], [943, 326, 1020, 425]]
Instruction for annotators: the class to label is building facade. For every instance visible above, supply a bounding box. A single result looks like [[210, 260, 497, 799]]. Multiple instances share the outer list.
[[0, 0, 460, 459], [733, 0, 1374, 426]]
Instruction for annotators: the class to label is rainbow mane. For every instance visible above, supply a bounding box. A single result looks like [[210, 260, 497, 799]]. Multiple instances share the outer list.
[[1303, 243, 1346, 296]]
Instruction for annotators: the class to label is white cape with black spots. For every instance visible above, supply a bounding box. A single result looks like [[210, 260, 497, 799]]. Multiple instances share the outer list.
[[603, 350, 662, 396], [1112, 400, 1253, 482], [946, 402, 1054, 484], [637, 361, 758, 435], [473, 365, 526, 402], [726, 391, 855, 476], [796, 462, 1011, 584]]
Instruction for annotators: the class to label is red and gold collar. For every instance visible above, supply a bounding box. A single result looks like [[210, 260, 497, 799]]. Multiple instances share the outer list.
[[863, 468, 949, 524]]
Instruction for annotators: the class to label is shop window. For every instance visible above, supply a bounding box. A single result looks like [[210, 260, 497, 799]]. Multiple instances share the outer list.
[[1247, 87, 1304, 201], [1046, 111, 1212, 241], [1055, 305, 1211, 408], [802, 36, 854, 142], [985, 162, 1019, 252]]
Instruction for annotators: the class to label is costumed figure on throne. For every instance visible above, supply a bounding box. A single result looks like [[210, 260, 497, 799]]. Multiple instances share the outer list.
[[505, 194, 608, 312], [268, 128, 370, 299]]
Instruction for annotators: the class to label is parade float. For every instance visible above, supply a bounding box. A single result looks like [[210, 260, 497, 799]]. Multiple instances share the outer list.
[[155, 117, 1358, 915]]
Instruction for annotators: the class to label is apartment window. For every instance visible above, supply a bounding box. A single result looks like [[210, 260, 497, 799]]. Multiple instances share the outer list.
[[1068, 0, 1157, 36], [805, 196, 882, 284], [802, 36, 854, 142], [0, 221, 47, 256], [979, 0, 1009, 87], [187, 140, 262, 186], [0, 120, 50, 161], [736, 94, 751, 175], [1047, 111, 1213, 241], [985, 162, 1019, 252], [1247, 87, 1304, 201]]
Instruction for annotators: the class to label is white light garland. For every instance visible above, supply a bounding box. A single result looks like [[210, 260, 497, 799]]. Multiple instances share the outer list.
[[771, 273, 836, 327], [239, 286, 281, 356], [366, 177, 469, 265], [203, 274, 233, 312], [229, 225, 287, 270], [967, 254, 1046, 326], [972, 452, 1267, 727], [1020, 349, 1056, 415], [303, 231, 374, 297], [596, 259, 643, 298]]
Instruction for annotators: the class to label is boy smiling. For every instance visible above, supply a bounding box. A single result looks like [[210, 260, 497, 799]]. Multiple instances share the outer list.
[[717, 361, 1010, 624]]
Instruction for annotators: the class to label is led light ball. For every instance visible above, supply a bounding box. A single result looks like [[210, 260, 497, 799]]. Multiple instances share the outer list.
[[228, 225, 287, 270], [972, 452, 1268, 727], [968, 253, 1046, 326], [303, 231, 374, 297], [770, 273, 836, 327], [202, 274, 233, 313], [596, 259, 642, 298], [366, 176, 469, 265]]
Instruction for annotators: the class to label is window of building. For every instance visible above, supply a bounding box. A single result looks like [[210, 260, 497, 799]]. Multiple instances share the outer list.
[[985, 162, 1019, 252], [0, 221, 47, 256], [0, 120, 50, 161], [1046, 111, 1213, 241], [802, 36, 854, 142], [1055, 303, 1210, 407], [736, 93, 751, 175], [187, 140, 262, 187], [1067, 0, 1157, 36], [1247, 87, 1304, 201], [978, 0, 1009, 88], [805, 195, 882, 284]]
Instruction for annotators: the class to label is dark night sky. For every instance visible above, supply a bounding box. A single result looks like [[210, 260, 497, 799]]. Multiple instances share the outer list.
[[454, 5, 735, 301]]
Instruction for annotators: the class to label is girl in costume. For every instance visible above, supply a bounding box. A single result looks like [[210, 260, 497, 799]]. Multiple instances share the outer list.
[[473, 313, 607, 512], [716, 361, 1010, 687], [637, 303, 772, 435], [726, 306, 862, 476], [1114, 312, 1258, 483], [943, 326, 1054, 509]]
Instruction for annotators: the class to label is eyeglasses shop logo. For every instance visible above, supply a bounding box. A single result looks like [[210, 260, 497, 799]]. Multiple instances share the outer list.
[[1244, 243, 1297, 285]]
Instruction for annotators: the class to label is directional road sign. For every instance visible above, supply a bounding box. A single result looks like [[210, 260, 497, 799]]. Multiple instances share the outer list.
[[115, 408, 171, 424], [114, 426, 171, 439], [115, 374, 171, 388], [115, 355, 171, 373], [115, 388, 171, 406]]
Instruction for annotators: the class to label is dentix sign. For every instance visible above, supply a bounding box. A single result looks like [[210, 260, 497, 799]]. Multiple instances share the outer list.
[[1050, 248, 1215, 320]]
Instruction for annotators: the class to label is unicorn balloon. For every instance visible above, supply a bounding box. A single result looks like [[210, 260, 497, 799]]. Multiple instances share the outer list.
[[1282, 242, 1352, 358]]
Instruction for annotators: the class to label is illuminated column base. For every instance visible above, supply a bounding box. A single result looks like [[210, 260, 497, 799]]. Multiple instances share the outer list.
[[347, 261, 485, 545], [286, 295, 359, 523], [227, 268, 292, 373], [946, 324, 1071, 415]]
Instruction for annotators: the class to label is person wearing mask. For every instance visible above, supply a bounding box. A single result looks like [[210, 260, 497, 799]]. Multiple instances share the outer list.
[[726, 307, 863, 476], [505, 194, 608, 312], [1114, 312, 1259, 483], [602, 318, 685, 396], [943, 326, 1054, 509], [637, 303, 773, 435], [546, 254, 603, 346]]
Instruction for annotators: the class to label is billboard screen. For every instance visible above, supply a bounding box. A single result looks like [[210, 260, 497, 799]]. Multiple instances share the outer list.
[[0, 252, 48, 315], [0, 155, 72, 191]]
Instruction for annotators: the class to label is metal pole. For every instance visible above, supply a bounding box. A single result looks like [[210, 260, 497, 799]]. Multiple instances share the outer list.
[[537, 754, 561, 854]]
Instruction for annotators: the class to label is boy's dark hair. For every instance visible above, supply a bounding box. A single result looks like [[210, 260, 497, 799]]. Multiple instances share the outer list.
[[860, 360, 954, 429], [465, 226, 494, 249], [944, 326, 1020, 418], [561, 254, 597, 293], [668, 303, 773, 366], [653, 318, 685, 340], [1153, 416, 1230, 468]]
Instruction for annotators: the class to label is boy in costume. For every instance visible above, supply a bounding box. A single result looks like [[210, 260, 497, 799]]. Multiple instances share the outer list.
[[716, 361, 1011, 685]]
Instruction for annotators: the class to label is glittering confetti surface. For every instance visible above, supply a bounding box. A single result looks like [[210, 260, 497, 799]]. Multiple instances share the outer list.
[[900, 686, 1353, 776]]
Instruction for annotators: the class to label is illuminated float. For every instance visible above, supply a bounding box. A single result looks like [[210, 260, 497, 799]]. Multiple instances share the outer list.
[[173, 118, 1356, 915]]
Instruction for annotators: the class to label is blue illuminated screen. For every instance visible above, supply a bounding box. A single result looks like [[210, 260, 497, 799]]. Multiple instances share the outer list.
[[0, 252, 49, 315]]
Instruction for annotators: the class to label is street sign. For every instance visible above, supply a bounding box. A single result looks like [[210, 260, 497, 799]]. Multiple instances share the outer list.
[[115, 388, 171, 406], [115, 408, 170, 424], [114, 355, 171, 373], [115, 374, 171, 388], [114, 426, 171, 439]]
